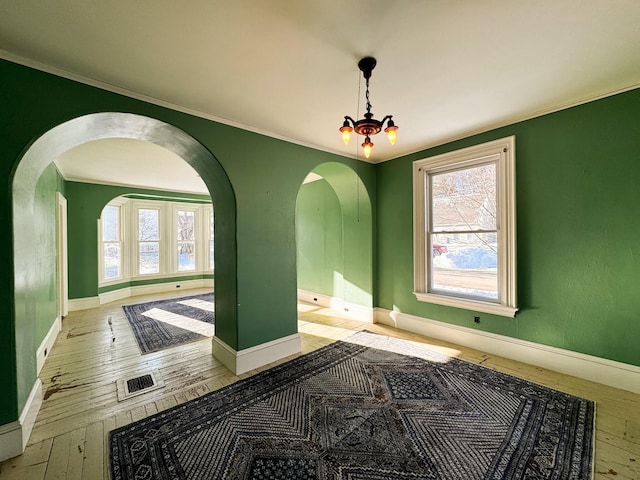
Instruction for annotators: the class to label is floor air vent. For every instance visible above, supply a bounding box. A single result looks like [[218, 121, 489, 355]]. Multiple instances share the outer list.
[[117, 370, 165, 401], [127, 374, 155, 393]]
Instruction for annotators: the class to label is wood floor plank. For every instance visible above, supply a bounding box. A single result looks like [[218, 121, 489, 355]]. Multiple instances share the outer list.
[[43, 430, 72, 480], [0, 439, 51, 480], [64, 427, 86, 480], [102, 416, 116, 480], [81, 421, 103, 480], [0, 463, 47, 480]]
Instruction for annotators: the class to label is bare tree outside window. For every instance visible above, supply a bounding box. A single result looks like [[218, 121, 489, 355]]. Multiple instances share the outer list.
[[429, 162, 498, 299], [138, 209, 160, 274], [101, 205, 121, 280], [177, 210, 196, 271]]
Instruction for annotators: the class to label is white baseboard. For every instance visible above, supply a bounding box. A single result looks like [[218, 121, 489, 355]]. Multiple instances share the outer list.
[[298, 289, 374, 323], [99, 278, 214, 305], [374, 308, 640, 395], [68, 296, 100, 311], [36, 317, 61, 375], [69, 279, 215, 311], [0, 379, 43, 462], [0, 421, 21, 462], [212, 333, 301, 376]]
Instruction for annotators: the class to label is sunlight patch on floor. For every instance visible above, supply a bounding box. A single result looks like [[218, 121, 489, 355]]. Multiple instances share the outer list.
[[297, 301, 462, 360], [143, 308, 215, 336], [178, 298, 215, 312], [298, 320, 356, 341]]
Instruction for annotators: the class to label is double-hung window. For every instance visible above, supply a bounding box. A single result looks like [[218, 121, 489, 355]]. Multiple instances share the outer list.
[[138, 208, 161, 275], [413, 136, 517, 317], [100, 205, 122, 281], [176, 209, 196, 271]]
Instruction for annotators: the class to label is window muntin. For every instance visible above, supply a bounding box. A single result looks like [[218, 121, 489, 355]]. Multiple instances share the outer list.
[[413, 136, 517, 317]]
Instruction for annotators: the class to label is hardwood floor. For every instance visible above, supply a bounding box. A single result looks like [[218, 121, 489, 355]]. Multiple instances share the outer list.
[[1, 288, 638, 479]]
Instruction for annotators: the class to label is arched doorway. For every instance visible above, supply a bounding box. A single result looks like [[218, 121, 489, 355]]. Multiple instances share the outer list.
[[295, 162, 374, 321], [10, 113, 237, 449]]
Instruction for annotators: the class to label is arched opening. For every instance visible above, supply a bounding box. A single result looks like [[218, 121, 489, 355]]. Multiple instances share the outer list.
[[11, 113, 237, 421], [295, 162, 374, 321]]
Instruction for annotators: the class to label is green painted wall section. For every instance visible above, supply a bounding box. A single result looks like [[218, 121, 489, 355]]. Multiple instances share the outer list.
[[33, 164, 62, 343], [0, 59, 373, 424], [11, 162, 63, 414], [65, 181, 211, 299], [296, 179, 343, 297], [313, 163, 374, 308], [376, 87, 640, 367], [296, 162, 375, 308]]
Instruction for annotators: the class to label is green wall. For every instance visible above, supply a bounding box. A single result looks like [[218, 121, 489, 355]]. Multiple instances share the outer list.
[[65, 181, 212, 299], [1, 58, 374, 424], [296, 179, 343, 297], [296, 163, 375, 308], [376, 87, 640, 367]]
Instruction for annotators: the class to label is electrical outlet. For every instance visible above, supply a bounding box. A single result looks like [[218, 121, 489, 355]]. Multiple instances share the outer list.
[[474, 316, 480, 324]]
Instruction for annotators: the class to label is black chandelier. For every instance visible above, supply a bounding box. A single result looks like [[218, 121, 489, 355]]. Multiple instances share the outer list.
[[339, 57, 398, 158]]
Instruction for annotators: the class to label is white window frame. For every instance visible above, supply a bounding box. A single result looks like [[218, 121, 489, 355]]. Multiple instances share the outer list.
[[203, 206, 214, 271], [172, 205, 198, 273], [98, 198, 213, 287], [98, 200, 126, 284], [134, 203, 164, 276], [413, 136, 517, 317]]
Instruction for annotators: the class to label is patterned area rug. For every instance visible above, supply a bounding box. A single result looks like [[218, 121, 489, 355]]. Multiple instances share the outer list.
[[122, 293, 214, 354], [109, 331, 594, 479]]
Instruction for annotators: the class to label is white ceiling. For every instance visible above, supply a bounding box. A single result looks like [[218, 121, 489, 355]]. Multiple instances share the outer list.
[[2, 1, 640, 192]]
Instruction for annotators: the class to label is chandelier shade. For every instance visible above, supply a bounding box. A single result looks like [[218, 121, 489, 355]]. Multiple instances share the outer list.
[[339, 57, 397, 158]]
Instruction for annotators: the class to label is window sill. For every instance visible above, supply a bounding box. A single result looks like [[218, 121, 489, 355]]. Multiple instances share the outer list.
[[413, 291, 518, 318]]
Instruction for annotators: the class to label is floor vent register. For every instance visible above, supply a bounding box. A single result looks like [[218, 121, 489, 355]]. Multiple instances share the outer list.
[[117, 370, 165, 401]]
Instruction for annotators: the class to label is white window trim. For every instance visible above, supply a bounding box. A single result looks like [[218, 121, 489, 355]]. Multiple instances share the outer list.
[[134, 202, 164, 276], [98, 198, 213, 288], [98, 199, 126, 284], [203, 205, 214, 271], [413, 136, 517, 317], [172, 204, 199, 273]]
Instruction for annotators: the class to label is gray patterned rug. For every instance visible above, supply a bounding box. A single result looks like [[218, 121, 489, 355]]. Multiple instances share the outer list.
[[122, 293, 214, 354], [109, 331, 594, 479]]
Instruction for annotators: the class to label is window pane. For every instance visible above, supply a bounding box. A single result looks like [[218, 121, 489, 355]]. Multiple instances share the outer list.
[[178, 241, 195, 271], [102, 206, 119, 241], [209, 240, 214, 268], [431, 232, 498, 300], [138, 209, 159, 240], [139, 242, 160, 274], [431, 163, 496, 232], [177, 210, 195, 241], [103, 242, 120, 279]]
